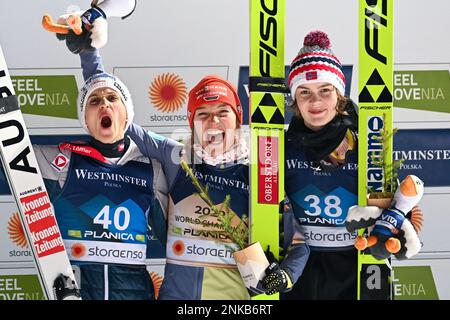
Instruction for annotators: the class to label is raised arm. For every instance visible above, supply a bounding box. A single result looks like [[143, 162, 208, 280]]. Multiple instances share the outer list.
[[79, 49, 104, 80], [127, 123, 183, 189], [52, 0, 137, 80]]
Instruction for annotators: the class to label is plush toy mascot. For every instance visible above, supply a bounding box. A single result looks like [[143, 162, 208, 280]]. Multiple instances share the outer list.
[[346, 175, 424, 260]]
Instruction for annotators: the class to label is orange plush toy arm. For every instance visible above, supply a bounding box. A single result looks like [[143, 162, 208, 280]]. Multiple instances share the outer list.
[[42, 6, 107, 54], [42, 1, 138, 54], [42, 14, 82, 35], [346, 175, 424, 260]]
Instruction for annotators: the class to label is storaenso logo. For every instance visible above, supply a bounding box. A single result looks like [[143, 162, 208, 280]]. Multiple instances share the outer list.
[[186, 243, 233, 259], [367, 116, 383, 192], [259, 0, 278, 77], [303, 230, 356, 243], [88, 246, 143, 260], [364, 0, 388, 64]]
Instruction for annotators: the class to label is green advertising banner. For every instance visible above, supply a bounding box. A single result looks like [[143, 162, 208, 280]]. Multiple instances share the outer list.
[[394, 70, 450, 113], [0, 274, 45, 300], [393, 266, 439, 300], [11, 75, 78, 119]]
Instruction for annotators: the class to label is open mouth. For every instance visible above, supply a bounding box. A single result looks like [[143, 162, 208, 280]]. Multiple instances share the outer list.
[[101, 116, 112, 128], [205, 129, 225, 144]]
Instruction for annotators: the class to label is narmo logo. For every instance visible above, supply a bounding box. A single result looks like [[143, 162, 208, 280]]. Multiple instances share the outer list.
[[8, 212, 28, 248], [148, 73, 187, 113], [367, 115, 384, 192]]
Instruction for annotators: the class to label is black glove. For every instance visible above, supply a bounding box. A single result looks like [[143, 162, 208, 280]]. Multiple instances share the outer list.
[[56, 6, 107, 54], [262, 262, 293, 295], [64, 29, 93, 54], [53, 273, 81, 300], [264, 245, 277, 264]]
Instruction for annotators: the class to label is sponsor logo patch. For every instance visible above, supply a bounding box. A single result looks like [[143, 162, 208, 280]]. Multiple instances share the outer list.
[[51, 153, 68, 171]]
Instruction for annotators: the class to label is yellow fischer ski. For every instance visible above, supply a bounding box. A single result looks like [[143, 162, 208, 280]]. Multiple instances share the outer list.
[[249, 0, 285, 300], [357, 0, 394, 300]]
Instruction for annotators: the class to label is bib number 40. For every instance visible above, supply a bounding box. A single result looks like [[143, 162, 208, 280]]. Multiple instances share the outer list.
[[93, 205, 131, 231]]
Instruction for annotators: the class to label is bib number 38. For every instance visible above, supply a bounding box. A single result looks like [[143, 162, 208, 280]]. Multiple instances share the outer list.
[[304, 195, 342, 217]]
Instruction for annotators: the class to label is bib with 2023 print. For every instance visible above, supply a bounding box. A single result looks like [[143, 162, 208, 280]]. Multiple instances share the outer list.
[[53, 152, 155, 265], [285, 140, 359, 250], [166, 163, 249, 268]]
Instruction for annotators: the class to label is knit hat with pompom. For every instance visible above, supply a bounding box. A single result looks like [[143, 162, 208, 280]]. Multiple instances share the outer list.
[[288, 30, 345, 98]]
